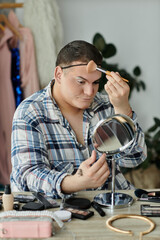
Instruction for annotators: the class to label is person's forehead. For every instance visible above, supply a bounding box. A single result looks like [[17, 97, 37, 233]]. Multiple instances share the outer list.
[[66, 61, 101, 78]]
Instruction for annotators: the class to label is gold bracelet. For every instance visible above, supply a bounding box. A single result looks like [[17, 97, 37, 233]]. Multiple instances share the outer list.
[[106, 214, 155, 240]]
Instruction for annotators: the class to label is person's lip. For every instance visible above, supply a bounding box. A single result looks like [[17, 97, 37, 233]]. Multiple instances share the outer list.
[[81, 97, 93, 101]]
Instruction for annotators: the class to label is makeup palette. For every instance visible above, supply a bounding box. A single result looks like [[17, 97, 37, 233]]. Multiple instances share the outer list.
[[64, 207, 94, 220], [141, 204, 160, 217]]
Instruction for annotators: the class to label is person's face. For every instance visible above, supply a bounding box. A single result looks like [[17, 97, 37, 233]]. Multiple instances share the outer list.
[[55, 62, 102, 110]]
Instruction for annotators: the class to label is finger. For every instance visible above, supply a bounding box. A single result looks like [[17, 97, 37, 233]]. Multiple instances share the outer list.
[[95, 161, 110, 179], [104, 82, 113, 95], [107, 75, 123, 90], [97, 169, 110, 185], [116, 71, 121, 76], [85, 150, 97, 166], [105, 78, 120, 96], [90, 153, 106, 173], [106, 75, 129, 98], [110, 72, 127, 88]]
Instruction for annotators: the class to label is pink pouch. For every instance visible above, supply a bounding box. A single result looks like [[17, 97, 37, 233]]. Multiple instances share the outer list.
[[0, 216, 54, 238]]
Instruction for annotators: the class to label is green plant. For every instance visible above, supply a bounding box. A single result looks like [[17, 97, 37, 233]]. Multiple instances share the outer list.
[[121, 117, 160, 174], [92, 33, 146, 98], [140, 117, 160, 169], [92, 33, 160, 173]]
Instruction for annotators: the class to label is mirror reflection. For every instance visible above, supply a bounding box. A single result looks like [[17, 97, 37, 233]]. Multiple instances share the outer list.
[[92, 115, 136, 155]]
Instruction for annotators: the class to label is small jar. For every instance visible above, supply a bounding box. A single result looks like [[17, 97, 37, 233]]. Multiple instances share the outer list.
[[2, 184, 14, 211]]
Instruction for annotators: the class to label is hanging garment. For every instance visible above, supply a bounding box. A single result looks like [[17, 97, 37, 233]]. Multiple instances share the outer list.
[[8, 10, 40, 98], [0, 27, 16, 185], [10, 47, 23, 107], [23, 0, 63, 88]]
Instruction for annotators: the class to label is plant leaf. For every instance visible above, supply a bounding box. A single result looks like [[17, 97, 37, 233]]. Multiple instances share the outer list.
[[133, 66, 141, 76], [154, 117, 160, 126], [102, 43, 117, 58], [93, 33, 106, 52], [139, 80, 146, 90], [153, 130, 160, 141], [148, 124, 157, 132]]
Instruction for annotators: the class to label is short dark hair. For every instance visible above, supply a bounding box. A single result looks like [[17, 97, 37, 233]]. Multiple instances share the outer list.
[[56, 40, 102, 67]]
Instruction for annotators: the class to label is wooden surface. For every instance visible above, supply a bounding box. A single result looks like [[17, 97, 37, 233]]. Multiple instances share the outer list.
[[1, 190, 160, 240]]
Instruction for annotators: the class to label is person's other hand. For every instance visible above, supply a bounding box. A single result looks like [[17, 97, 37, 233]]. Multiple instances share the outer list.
[[104, 72, 131, 115], [75, 150, 110, 189]]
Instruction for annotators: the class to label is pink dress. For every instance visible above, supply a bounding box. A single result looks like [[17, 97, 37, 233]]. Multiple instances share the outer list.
[[0, 27, 16, 184], [0, 11, 39, 185]]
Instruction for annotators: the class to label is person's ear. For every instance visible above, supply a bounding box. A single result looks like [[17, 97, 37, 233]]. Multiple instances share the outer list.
[[54, 66, 63, 83]]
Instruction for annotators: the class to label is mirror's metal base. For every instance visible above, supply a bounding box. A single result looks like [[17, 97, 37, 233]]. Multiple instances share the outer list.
[[94, 192, 133, 209]]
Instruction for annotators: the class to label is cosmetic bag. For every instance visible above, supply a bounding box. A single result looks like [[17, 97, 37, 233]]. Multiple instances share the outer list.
[[0, 216, 54, 238]]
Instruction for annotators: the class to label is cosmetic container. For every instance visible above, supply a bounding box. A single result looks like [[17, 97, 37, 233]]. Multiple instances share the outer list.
[[2, 184, 14, 211]]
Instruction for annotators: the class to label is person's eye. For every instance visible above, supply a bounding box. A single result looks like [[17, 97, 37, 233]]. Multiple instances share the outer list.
[[93, 80, 100, 85], [77, 79, 85, 84]]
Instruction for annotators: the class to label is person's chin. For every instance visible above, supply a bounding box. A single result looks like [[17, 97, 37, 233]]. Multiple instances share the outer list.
[[78, 102, 91, 109]]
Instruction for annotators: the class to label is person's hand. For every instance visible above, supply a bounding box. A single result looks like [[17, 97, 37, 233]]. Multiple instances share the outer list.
[[104, 71, 131, 115], [75, 150, 110, 189]]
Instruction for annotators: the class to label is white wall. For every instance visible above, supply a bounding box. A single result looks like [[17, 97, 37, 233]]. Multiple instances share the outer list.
[[57, 0, 160, 131], [16, 0, 160, 131]]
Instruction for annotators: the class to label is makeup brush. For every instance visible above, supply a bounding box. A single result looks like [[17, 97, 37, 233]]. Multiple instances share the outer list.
[[87, 60, 129, 83]]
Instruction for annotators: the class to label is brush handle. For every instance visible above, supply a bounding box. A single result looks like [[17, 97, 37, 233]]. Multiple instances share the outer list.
[[96, 67, 129, 83], [106, 71, 129, 83]]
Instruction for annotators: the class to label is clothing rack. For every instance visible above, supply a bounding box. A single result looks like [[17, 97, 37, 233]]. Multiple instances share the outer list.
[[0, 14, 22, 39], [0, 23, 5, 31], [0, 2, 23, 39], [0, 3, 23, 9]]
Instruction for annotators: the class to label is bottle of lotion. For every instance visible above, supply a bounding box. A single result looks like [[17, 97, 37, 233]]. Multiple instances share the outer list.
[[2, 184, 14, 211]]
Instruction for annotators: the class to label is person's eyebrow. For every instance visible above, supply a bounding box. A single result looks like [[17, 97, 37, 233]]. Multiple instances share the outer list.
[[76, 76, 101, 83]]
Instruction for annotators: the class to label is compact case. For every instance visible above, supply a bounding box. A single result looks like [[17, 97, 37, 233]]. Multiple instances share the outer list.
[[0, 216, 54, 238], [64, 197, 91, 209]]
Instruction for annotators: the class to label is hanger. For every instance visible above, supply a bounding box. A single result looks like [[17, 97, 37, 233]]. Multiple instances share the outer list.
[[0, 23, 5, 32], [0, 3, 23, 9], [0, 14, 22, 39]]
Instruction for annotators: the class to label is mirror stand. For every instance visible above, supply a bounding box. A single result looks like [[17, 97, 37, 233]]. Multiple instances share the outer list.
[[92, 114, 136, 209], [94, 156, 133, 209]]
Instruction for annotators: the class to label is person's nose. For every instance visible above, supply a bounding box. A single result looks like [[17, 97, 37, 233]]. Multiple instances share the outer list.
[[84, 84, 94, 96]]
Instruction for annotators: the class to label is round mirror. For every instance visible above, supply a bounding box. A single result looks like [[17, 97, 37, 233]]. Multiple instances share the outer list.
[[92, 114, 136, 208], [92, 114, 136, 155]]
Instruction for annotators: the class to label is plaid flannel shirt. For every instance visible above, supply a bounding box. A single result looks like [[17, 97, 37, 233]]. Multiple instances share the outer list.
[[11, 80, 147, 198]]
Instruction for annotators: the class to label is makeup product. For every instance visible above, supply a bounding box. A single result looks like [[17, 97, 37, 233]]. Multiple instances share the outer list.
[[32, 192, 59, 209], [91, 201, 105, 217], [14, 194, 36, 203], [13, 202, 20, 211], [2, 184, 14, 211], [64, 207, 94, 220], [64, 197, 91, 209], [135, 188, 160, 198], [137, 197, 160, 203], [0, 192, 3, 203], [148, 192, 160, 197], [54, 210, 72, 222], [22, 202, 45, 211], [141, 204, 160, 217], [86, 60, 129, 83]]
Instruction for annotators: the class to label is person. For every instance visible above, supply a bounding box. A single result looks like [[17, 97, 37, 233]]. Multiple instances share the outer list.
[[10, 40, 147, 199]]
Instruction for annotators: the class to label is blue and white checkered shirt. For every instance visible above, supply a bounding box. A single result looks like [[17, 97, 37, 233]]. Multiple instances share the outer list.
[[11, 80, 147, 198]]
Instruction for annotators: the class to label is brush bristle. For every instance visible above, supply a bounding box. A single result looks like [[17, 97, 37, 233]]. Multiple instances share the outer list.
[[86, 60, 97, 73]]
